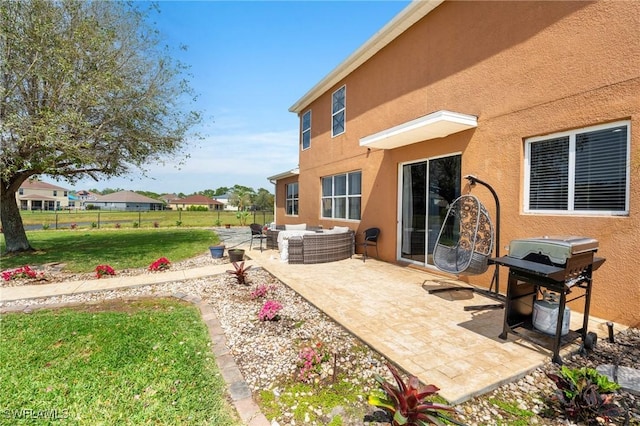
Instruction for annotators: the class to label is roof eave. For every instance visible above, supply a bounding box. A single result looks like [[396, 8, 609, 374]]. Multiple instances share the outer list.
[[288, 0, 445, 115]]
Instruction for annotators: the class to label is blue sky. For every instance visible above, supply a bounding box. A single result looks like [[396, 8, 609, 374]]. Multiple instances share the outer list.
[[62, 0, 411, 195]]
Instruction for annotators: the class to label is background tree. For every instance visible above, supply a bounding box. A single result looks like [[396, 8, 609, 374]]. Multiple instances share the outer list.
[[0, 0, 199, 253], [214, 187, 229, 196], [253, 188, 274, 211], [228, 185, 255, 211]]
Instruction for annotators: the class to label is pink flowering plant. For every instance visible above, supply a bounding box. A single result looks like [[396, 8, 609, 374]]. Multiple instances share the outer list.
[[149, 257, 170, 271], [258, 300, 282, 321], [95, 264, 116, 278], [250, 284, 276, 299], [2, 265, 41, 281], [297, 342, 331, 383]]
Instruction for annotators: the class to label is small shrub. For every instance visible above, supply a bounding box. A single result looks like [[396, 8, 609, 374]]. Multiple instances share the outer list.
[[2, 266, 40, 281], [258, 300, 282, 321], [149, 257, 171, 271], [91, 222, 98, 228], [95, 264, 116, 278], [546, 366, 621, 424], [132, 221, 139, 228], [42, 223, 50, 230], [176, 220, 182, 227], [297, 342, 332, 383], [250, 284, 276, 299], [227, 261, 252, 285], [214, 219, 222, 226], [369, 363, 458, 426]]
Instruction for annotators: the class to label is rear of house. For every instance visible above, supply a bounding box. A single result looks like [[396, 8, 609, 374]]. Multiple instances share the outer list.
[[272, 0, 640, 326], [16, 180, 69, 210]]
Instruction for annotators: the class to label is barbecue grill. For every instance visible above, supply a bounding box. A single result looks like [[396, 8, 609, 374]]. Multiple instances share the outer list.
[[491, 236, 605, 364]]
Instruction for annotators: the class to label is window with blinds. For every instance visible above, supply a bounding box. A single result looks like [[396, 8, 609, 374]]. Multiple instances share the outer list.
[[525, 121, 629, 215]]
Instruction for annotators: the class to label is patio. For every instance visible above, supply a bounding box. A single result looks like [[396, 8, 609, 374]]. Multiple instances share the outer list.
[[240, 235, 615, 404]]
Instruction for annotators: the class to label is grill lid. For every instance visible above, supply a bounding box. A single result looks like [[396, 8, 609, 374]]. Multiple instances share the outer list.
[[508, 236, 598, 265]]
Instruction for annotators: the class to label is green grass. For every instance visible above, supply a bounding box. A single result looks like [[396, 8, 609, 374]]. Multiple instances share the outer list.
[[18, 210, 273, 229], [0, 298, 240, 425], [0, 229, 221, 272]]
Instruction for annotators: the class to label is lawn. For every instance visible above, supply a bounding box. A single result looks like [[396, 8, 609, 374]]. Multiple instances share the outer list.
[[0, 229, 221, 272], [0, 298, 240, 425], [17, 210, 273, 229]]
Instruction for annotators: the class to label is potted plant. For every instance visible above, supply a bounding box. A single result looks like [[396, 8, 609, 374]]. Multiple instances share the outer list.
[[228, 248, 245, 263], [209, 244, 225, 258]]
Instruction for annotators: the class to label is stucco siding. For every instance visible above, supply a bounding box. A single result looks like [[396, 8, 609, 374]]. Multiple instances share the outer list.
[[285, 1, 639, 325]]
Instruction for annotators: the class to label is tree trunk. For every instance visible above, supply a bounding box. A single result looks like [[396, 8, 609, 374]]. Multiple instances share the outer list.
[[1, 179, 33, 254]]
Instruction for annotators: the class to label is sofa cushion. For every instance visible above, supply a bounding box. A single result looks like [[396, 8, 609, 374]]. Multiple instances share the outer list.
[[332, 226, 351, 234], [285, 223, 307, 230]]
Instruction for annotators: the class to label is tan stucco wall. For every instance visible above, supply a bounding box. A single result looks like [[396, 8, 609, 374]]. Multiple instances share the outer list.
[[281, 1, 640, 326]]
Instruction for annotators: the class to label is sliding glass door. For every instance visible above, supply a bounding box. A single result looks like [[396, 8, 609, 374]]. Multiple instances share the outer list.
[[400, 155, 461, 265]]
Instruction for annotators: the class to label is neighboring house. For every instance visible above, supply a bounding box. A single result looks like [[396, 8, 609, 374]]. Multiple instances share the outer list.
[[213, 193, 238, 211], [76, 190, 99, 209], [90, 191, 164, 211], [271, 1, 639, 326], [159, 193, 180, 206], [168, 194, 223, 211], [16, 180, 69, 210]]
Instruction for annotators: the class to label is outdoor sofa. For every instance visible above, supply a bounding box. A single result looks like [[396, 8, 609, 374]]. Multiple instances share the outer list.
[[266, 224, 354, 264]]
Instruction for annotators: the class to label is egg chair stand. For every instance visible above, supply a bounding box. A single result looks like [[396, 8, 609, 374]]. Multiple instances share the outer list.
[[428, 175, 504, 311]]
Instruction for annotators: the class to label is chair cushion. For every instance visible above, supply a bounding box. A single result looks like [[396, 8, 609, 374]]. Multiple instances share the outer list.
[[285, 223, 307, 230], [332, 226, 351, 234]]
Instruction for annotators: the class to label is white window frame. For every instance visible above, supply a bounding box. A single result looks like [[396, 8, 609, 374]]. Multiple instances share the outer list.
[[285, 182, 299, 216], [331, 85, 346, 137], [524, 120, 630, 215], [301, 110, 311, 150], [321, 170, 361, 221]]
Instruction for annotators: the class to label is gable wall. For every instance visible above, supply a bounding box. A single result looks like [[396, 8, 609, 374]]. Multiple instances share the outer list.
[[287, 0, 640, 325]]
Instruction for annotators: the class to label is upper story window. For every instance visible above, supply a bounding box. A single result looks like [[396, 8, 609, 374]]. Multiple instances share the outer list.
[[286, 183, 299, 216], [301, 110, 311, 150], [53, 190, 57, 196], [64, 191, 68, 197], [331, 85, 346, 137], [321, 171, 361, 220], [525, 121, 629, 215]]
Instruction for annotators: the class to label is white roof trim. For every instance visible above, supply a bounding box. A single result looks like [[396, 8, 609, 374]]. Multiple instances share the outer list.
[[288, 0, 444, 114], [359, 110, 477, 150], [267, 168, 300, 183]]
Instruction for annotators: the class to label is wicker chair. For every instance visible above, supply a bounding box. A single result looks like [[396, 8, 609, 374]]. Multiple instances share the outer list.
[[249, 223, 267, 251]]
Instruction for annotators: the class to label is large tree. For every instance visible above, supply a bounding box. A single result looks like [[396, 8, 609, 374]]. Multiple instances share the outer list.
[[0, 0, 200, 253]]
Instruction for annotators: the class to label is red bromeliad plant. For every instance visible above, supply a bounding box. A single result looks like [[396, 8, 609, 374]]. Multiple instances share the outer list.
[[226, 261, 252, 285], [149, 257, 170, 271], [369, 363, 461, 426], [95, 264, 116, 278]]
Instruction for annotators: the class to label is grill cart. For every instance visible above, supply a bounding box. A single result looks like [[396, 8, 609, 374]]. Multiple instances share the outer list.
[[491, 236, 605, 364]]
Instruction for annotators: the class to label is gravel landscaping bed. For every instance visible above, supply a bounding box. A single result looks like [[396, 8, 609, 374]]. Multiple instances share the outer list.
[[2, 255, 638, 425]]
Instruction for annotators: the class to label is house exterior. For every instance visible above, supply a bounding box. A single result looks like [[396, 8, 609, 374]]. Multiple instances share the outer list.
[[76, 190, 100, 209], [213, 193, 238, 211], [272, 1, 639, 326], [168, 194, 224, 211], [16, 180, 70, 210], [90, 191, 164, 211]]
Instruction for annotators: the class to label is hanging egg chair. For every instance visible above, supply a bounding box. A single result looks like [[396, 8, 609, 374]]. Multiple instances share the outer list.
[[433, 194, 494, 275]]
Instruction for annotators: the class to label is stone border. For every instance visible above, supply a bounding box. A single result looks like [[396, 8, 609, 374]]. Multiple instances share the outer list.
[[1, 293, 270, 426]]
